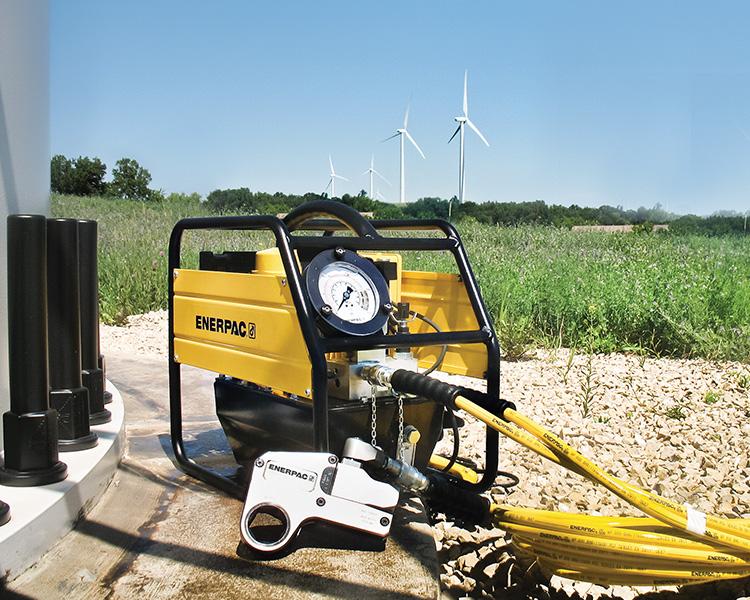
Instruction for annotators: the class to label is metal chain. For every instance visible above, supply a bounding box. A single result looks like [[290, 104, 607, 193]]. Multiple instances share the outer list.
[[396, 392, 404, 461], [370, 390, 378, 447]]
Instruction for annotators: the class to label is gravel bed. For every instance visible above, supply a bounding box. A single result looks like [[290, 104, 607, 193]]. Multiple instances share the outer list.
[[102, 312, 750, 599]]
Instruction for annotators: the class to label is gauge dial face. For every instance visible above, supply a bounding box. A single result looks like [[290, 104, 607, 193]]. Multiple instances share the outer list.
[[317, 262, 380, 324]]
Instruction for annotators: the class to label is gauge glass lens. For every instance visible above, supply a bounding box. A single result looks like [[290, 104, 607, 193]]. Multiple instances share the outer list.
[[317, 262, 379, 323]]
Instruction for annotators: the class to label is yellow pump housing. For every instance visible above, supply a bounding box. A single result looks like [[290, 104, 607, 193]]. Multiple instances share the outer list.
[[172, 248, 488, 400]]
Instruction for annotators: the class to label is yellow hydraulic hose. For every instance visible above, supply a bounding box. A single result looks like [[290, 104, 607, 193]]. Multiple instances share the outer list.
[[428, 454, 480, 483], [449, 395, 750, 586]]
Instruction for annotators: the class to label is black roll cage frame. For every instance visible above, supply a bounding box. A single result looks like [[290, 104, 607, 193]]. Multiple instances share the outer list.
[[168, 214, 502, 499]]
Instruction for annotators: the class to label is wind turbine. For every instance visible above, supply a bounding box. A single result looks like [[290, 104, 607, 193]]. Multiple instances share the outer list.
[[448, 71, 489, 216], [383, 104, 426, 203], [324, 155, 348, 198], [362, 155, 390, 199]]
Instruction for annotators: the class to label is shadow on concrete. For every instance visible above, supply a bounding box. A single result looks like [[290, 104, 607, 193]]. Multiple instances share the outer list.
[[0, 586, 36, 600], [77, 518, 426, 600]]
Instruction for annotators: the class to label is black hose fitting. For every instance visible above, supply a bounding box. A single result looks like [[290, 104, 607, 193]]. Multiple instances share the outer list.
[[424, 473, 491, 526], [389, 369, 516, 418], [390, 369, 465, 410]]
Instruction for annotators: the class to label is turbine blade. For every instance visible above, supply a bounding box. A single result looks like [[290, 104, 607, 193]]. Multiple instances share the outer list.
[[373, 169, 391, 185], [334, 174, 349, 181], [362, 169, 371, 176], [448, 124, 461, 144], [371, 154, 374, 169], [466, 119, 490, 146], [463, 70, 468, 116], [329, 154, 335, 174], [382, 132, 400, 142], [403, 103, 410, 128], [324, 179, 332, 192], [404, 129, 426, 159]]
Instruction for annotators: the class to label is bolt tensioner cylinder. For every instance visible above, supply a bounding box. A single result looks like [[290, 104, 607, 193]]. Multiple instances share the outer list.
[[0, 215, 68, 485], [47, 218, 99, 450], [77, 220, 110, 423]]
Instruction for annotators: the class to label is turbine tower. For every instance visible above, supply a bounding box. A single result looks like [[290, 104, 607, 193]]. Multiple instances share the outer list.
[[324, 155, 348, 198], [383, 104, 425, 203], [362, 155, 390, 199], [448, 71, 489, 214]]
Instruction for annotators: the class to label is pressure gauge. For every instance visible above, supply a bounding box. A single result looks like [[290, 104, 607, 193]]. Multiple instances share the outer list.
[[305, 248, 391, 336]]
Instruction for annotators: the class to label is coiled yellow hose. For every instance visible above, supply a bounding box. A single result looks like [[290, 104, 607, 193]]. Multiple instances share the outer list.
[[450, 396, 750, 586]]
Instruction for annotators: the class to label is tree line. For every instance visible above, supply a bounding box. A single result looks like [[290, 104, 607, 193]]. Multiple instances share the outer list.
[[205, 189, 748, 235], [50, 155, 748, 235], [51, 154, 162, 201]]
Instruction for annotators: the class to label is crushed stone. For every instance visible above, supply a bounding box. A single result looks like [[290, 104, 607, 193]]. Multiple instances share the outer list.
[[101, 313, 750, 599]]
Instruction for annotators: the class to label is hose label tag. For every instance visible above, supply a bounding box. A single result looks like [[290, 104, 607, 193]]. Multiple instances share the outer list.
[[684, 503, 707, 536], [195, 314, 256, 339]]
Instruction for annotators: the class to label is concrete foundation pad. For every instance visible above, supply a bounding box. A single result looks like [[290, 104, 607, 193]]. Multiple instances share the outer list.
[[0, 381, 125, 581], [5, 354, 440, 599]]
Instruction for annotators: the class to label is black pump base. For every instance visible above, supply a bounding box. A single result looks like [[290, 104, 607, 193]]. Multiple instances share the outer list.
[[59, 432, 98, 452], [82, 368, 111, 424], [0, 460, 68, 487], [0, 500, 9, 526], [103, 390, 112, 405], [50, 386, 96, 445]]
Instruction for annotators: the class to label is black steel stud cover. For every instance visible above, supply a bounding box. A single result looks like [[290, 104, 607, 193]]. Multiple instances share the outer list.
[[0, 500, 9, 526], [99, 354, 112, 404], [46, 218, 98, 450], [0, 215, 68, 486], [77, 219, 111, 425]]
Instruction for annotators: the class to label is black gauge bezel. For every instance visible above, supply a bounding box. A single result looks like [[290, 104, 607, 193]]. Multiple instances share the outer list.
[[304, 248, 391, 336]]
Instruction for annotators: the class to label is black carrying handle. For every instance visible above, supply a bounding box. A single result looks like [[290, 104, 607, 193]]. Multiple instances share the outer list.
[[283, 201, 380, 238]]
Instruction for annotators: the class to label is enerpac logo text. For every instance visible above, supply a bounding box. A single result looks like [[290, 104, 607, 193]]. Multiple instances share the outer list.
[[195, 315, 256, 339], [268, 463, 316, 483]]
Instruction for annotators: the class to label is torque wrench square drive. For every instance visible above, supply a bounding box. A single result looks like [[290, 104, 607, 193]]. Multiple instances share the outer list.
[[241, 450, 400, 553]]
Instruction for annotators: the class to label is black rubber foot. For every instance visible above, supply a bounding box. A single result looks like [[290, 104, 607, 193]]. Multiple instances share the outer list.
[[0, 500, 10, 526], [58, 431, 98, 452], [103, 390, 113, 405], [89, 409, 112, 425], [0, 460, 67, 487]]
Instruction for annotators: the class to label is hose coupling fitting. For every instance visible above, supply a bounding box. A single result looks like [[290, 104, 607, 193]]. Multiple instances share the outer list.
[[359, 363, 396, 388]]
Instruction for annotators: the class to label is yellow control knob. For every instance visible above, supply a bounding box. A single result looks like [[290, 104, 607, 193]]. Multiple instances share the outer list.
[[406, 428, 421, 444]]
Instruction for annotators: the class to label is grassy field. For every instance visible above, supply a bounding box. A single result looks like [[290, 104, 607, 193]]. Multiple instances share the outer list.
[[53, 194, 750, 362]]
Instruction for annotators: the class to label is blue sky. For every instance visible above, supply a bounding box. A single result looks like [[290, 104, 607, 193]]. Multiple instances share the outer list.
[[51, 1, 750, 215]]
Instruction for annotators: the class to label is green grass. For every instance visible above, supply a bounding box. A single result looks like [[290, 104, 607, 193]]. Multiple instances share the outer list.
[[52, 194, 271, 324], [703, 390, 722, 405], [52, 194, 750, 362], [407, 221, 750, 362]]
